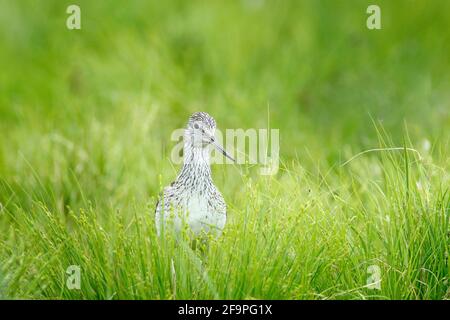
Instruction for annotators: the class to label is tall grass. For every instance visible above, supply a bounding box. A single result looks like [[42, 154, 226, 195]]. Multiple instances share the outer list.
[[0, 131, 448, 299]]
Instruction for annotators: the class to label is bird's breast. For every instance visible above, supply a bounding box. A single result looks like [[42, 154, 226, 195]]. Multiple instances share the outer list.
[[185, 193, 209, 218]]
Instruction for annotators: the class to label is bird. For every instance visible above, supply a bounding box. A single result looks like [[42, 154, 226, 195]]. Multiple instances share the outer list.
[[155, 112, 235, 238]]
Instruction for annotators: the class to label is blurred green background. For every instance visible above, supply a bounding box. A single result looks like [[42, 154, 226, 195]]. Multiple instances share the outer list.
[[0, 0, 449, 208]]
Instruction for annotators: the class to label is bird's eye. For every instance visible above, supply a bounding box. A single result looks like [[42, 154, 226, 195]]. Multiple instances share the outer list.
[[193, 123, 200, 129]]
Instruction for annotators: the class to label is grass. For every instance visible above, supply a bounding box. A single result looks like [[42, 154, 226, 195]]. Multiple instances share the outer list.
[[0, 0, 449, 299]]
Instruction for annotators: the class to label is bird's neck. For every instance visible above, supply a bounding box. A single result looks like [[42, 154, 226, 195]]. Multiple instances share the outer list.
[[175, 141, 212, 189], [182, 140, 211, 166]]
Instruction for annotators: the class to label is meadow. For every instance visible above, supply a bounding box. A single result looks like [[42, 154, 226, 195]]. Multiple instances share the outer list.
[[0, 0, 448, 299]]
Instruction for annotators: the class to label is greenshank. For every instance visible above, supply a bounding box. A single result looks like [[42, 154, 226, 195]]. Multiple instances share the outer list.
[[155, 112, 234, 237]]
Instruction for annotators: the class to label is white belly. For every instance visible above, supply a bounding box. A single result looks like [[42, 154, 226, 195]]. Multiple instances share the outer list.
[[185, 195, 225, 235], [156, 193, 226, 237]]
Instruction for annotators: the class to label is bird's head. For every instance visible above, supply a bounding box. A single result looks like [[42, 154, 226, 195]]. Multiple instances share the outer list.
[[185, 112, 235, 162]]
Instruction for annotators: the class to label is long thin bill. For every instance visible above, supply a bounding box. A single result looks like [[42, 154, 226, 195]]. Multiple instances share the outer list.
[[212, 141, 235, 162]]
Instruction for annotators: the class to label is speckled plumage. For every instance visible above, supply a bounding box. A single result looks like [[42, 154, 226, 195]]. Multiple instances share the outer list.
[[155, 112, 229, 236]]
